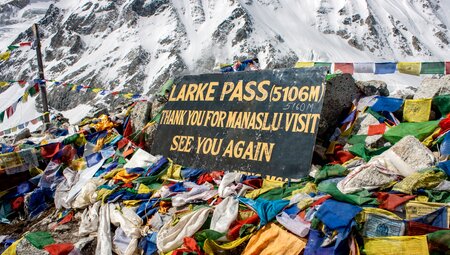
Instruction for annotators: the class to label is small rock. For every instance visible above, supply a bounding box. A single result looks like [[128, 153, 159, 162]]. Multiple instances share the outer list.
[[414, 76, 450, 99], [355, 80, 389, 96]]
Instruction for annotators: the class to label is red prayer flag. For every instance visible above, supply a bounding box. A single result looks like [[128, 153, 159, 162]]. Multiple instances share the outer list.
[[41, 143, 61, 159], [367, 123, 387, 135], [43, 243, 74, 255], [31, 118, 39, 124], [19, 42, 32, 47], [6, 104, 15, 118], [334, 63, 354, 74], [446, 62, 450, 75]]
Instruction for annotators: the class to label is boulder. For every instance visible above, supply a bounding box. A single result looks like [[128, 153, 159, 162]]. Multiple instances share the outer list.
[[318, 74, 362, 138], [390, 86, 417, 99], [13, 128, 31, 144], [130, 101, 152, 132], [414, 76, 450, 99], [378, 135, 436, 174], [355, 80, 389, 96]]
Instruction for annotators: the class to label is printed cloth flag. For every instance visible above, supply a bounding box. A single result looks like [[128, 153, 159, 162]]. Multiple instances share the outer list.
[[446, 62, 450, 75], [314, 62, 332, 70], [22, 91, 29, 102], [397, 62, 421, 75], [0, 81, 8, 87], [362, 213, 405, 237], [441, 133, 450, 156], [7, 45, 19, 51], [433, 94, 450, 116], [295, 62, 314, 68], [354, 62, 374, 73], [0, 111, 4, 124], [31, 117, 39, 124], [371, 97, 404, 112], [364, 236, 429, 255], [334, 63, 354, 74], [19, 42, 32, 47], [375, 62, 397, 74], [421, 62, 445, 74], [6, 103, 16, 118], [0, 51, 11, 61], [403, 98, 432, 122], [367, 123, 386, 135]]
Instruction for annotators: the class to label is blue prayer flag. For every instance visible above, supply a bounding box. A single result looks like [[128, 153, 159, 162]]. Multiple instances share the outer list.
[[371, 96, 404, 112], [375, 62, 397, 74]]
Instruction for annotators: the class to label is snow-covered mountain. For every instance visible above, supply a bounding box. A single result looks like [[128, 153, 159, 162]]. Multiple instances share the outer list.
[[1, 0, 450, 130]]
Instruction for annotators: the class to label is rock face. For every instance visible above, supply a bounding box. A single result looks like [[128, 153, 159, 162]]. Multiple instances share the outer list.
[[414, 76, 450, 99], [130, 101, 152, 133], [355, 80, 389, 96], [318, 74, 361, 138]]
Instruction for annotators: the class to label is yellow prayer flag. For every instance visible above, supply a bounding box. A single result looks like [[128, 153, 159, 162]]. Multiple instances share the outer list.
[[397, 62, 421, 76], [403, 98, 431, 123], [0, 51, 11, 61], [22, 91, 29, 102], [363, 236, 429, 255], [122, 93, 133, 99], [92, 88, 102, 93], [0, 81, 8, 87], [1, 237, 23, 255], [295, 62, 314, 68]]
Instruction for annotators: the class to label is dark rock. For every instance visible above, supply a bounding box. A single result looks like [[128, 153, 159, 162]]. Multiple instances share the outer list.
[[355, 80, 389, 96], [318, 74, 361, 138]]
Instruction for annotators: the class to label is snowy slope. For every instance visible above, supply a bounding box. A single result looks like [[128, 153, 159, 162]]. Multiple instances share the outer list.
[[0, 0, 449, 132]]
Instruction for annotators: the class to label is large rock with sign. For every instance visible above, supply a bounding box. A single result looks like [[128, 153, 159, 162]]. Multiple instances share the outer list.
[[152, 68, 328, 179]]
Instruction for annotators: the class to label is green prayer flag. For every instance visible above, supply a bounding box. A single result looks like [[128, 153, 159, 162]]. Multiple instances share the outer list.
[[347, 134, 367, 145], [383, 120, 440, 144], [7, 45, 19, 51], [24, 231, 55, 249], [194, 229, 224, 242], [318, 182, 378, 206], [433, 94, 450, 116], [28, 86, 37, 96], [349, 143, 390, 161], [315, 164, 348, 183], [420, 62, 445, 74], [314, 62, 332, 70], [159, 79, 174, 96], [0, 111, 4, 124]]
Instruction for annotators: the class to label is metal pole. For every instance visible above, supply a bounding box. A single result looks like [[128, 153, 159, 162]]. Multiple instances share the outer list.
[[32, 23, 50, 129]]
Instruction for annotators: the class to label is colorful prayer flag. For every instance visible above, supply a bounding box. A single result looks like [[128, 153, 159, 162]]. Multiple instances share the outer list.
[[368, 123, 387, 136], [334, 63, 354, 74], [0, 111, 4, 124], [0, 81, 8, 87], [314, 62, 332, 70], [7, 45, 19, 51], [397, 62, 421, 76], [295, 62, 314, 68], [375, 62, 396, 74], [420, 62, 445, 74], [403, 98, 432, 123], [354, 62, 374, 73], [446, 62, 450, 75], [19, 42, 32, 47], [371, 97, 404, 112], [0, 51, 11, 61]]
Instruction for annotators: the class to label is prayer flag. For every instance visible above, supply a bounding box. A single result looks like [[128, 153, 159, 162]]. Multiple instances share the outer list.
[[420, 62, 445, 74], [371, 97, 404, 112], [354, 62, 374, 73], [397, 62, 421, 76], [0, 51, 11, 61], [334, 63, 354, 74], [375, 62, 396, 74], [403, 98, 432, 123], [295, 62, 314, 68], [368, 123, 386, 135]]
